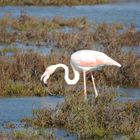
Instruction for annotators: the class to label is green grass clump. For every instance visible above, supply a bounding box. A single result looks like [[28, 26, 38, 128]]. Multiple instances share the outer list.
[[0, 128, 56, 140], [12, 128, 57, 140], [4, 81, 26, 96], [3, 81, 47, 97]]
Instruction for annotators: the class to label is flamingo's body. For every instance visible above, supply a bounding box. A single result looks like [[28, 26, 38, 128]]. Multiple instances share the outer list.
[[41, 50, 121, 100]]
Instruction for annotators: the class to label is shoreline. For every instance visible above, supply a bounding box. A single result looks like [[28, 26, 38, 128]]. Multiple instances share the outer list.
[[0, 0, 110, 6]]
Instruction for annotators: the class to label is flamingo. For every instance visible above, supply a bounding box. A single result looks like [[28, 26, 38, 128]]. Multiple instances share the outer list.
[[41, 50, 121, 100]]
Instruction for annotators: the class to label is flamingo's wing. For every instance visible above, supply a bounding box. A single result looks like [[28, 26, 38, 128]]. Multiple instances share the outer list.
[[79, 59, 103, 67], [71, 50, 121, 68], [78, 55, 121, 67], [78, 57, 105, 67], [72, 52, 106, 68]]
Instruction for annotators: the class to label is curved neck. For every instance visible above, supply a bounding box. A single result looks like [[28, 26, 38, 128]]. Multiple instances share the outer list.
[[53, 64, 80, 85]]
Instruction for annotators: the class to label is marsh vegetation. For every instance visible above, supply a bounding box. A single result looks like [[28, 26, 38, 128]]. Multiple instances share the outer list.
[[0, 0, 110, 6], [0, 15, 140, 97], [0, 2, 140, 139], [23, 93, 140, 139]]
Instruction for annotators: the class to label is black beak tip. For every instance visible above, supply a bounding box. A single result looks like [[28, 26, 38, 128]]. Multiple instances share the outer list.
[[44, 83, 48, 88]]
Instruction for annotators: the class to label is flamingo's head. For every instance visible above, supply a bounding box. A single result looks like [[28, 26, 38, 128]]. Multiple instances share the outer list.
[[41, 65, 56, 87]]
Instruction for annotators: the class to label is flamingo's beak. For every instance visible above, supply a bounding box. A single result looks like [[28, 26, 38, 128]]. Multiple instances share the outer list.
[[41, 76, 48, 88]]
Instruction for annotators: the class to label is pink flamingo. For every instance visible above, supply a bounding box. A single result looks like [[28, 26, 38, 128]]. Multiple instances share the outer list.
[[41, 50, 121, 100]]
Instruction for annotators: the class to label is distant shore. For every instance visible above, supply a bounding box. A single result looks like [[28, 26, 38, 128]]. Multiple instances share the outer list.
[[0, 0, 110, 6]]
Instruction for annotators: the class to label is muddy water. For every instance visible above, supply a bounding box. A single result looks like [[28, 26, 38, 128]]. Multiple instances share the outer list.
[[0, 2, 140, 30]]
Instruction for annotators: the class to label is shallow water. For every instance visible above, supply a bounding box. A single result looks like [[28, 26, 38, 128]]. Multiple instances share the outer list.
[[0, 2, 140, 30], [0, 87, 139, 139], [0, 96, 78, 139], [121, 46, 140, 56], [117, 87, 140, 102], [0, 87, 139, 129], [1, 43, 140, 58], [0, 43, 51, 56], [0, 96, 63, 129]]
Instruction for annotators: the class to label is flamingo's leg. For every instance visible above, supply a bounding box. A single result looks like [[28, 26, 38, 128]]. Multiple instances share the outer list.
[[90, 72, 98, 98], [83, 71, 87, 100]]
